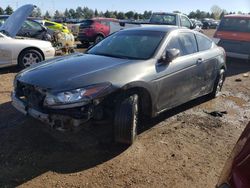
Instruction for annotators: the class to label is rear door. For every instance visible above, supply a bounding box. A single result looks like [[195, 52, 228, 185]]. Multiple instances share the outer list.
[[155, 32, 201, 111]]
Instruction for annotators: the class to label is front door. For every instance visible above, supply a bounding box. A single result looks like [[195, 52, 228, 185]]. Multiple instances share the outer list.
[[154, 32, 202, 112]]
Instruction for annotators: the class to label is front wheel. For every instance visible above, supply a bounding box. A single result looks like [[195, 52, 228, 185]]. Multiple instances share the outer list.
[[114, 94, 139, 145], [95, 35, 104, 44], [18, 49, 43, 69]]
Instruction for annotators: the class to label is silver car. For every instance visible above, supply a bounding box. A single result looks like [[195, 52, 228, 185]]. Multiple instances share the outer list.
[[12, 26, 226, 145]]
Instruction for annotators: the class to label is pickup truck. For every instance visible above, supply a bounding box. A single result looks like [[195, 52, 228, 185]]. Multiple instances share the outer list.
[[148, 12, 202, 31]]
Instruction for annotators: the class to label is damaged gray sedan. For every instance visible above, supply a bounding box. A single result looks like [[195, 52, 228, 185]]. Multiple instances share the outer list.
[[12, 26, 226, 145]]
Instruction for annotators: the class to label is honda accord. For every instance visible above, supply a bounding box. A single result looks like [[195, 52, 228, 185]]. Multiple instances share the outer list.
[[12, 26, 226, 145]]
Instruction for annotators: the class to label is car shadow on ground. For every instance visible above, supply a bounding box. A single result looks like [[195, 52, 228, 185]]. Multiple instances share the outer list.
[[0, 66, 20, 74], [0, 93, 214, 187]]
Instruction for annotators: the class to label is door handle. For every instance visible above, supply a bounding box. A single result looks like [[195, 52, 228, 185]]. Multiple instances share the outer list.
[[196, 58, 203, 65]]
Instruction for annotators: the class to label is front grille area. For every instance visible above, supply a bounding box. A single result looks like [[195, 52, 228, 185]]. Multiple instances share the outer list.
[[16, 81, 46, 110]]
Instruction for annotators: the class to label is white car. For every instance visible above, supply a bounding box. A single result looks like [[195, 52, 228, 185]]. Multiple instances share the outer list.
[[0, 4, 55, 68]]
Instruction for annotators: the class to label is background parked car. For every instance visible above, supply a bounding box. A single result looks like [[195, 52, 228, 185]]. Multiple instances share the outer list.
[[77, 17, 120, 46], [0, 4, 55, 69], [214, 14, 250, 60], [202, 18, 219, 29], [12, 26, 226, 145], [190, 18, 203, 28], [35, 19, 71, 34], [0, 15, 53, 41]]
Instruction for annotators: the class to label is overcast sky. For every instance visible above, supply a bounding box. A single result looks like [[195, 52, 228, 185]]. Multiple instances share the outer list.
[[1, 0, 250, 14]]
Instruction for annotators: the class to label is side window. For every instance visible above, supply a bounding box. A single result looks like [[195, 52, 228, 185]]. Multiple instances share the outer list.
[[179, 33, 198, 55], [196, 34, 212, 51], [44, 22, 55, 27], [101, 21, 110, 27], [166, 36, 184, 56], [22, 20, 43, 31], [181, 16, 191, 29]]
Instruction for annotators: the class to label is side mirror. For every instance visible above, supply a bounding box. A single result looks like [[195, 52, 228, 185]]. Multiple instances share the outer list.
[[190, 23, 196, 29], [161, 48, 180, 63]]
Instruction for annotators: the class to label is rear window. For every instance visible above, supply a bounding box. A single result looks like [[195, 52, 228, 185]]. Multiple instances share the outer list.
[[218, 17, 250, 33], [150, 14, 176, 25], [80, 20, 94, 27]]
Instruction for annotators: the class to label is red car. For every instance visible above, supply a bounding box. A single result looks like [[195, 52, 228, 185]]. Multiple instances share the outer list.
[[214, 15, 250, 60], [78, 17, 119, 45], [217, 122, 250, 188]]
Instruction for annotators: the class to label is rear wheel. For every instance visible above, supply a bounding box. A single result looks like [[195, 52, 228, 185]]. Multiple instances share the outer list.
[[114, 94, 139, 145], [18, 49, 43, 69], [211, 69, 225, 98], [95, 35, 104, 44]]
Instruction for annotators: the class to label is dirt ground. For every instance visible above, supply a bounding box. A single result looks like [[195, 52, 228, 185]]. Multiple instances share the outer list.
[[0, 30, 250, 188]]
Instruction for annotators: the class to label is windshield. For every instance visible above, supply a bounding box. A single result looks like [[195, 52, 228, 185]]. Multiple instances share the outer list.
[[80, 20, 94, 27], [150, 14, 176, 25], [87, 30, 165, 60], [218, 17, 250, 33]]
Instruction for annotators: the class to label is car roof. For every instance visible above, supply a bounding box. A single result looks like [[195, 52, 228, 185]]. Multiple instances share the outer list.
[[121, 25, 190, 33], [92, 17, 118, 21], [224, 14, 250, 19]]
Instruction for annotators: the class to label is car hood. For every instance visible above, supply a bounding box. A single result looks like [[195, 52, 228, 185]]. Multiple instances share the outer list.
[[0, 4, 35, 38], [17, 53, 135, 92]]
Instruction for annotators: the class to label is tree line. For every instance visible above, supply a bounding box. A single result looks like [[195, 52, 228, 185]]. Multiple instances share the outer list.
[[0, 4, 249, 20]]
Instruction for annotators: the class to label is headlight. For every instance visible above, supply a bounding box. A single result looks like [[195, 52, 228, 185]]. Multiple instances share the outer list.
[[44, 83, 111, 108]]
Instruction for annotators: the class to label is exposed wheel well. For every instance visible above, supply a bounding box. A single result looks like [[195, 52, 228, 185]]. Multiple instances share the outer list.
[[110, 87, 153, 118], [18, 47, 45, 63]]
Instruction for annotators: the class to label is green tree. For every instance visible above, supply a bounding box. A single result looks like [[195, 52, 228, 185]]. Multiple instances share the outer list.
[[211, 5, 223, 19], [54, 10, 61, 19], [94, 9, 98, 17], [134, 13, 139, 20], [117, 12, 126, 19], [220, 11, 225, 19], [0, 7, 4, 15], [83, 7, 94, 19], [5, 5, 13, 15], [125, 11, 134, 19], [44, 11, 51, 19], [188, 11, 196, 18], [75, 6, 84, 19], [104, 10, 111, 18], [69, 9, 76, 19], [143, 11, 152, 19], [64, 8, 70, 18]]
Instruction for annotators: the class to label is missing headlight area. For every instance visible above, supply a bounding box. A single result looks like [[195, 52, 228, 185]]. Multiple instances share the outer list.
[[13, 80, 103, 131]]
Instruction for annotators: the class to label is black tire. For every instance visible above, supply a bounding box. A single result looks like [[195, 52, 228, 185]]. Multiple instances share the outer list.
[[114, 94, 139, 145], [210, 69, 226, 98], [80, 41, 90, 48], [95, 35, 104, 44], [18, 49, 43, 69]]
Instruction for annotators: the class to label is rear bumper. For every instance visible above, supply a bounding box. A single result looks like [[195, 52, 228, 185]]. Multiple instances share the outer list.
[[218, 39, 250, 60], [226, 52, 250, 60]]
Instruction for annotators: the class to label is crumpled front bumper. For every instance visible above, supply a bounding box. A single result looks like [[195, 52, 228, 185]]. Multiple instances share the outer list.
[[11, 92, 92, 130]]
